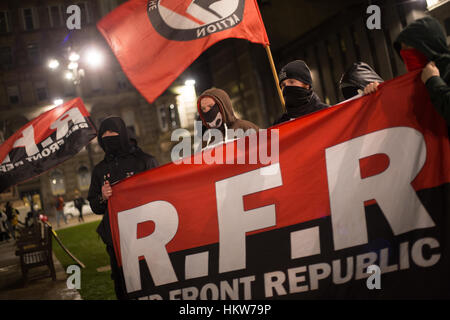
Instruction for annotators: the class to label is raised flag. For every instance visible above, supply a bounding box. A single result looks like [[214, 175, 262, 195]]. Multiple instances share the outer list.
[[108, 71, 450, 299], [0, 98, 96, 192], [97, 0, 269, 103]]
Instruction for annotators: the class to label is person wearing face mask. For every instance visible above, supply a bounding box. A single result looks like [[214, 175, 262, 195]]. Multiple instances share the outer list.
[[365, 16, 450, 125], [273, 60, 329, 125], [88, 116, 158, 300], [339, 62, 384, 102], [197, 88, 259, 148]]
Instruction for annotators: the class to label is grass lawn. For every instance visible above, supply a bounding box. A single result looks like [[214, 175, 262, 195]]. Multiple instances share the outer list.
[[52, 220, 116, 300]]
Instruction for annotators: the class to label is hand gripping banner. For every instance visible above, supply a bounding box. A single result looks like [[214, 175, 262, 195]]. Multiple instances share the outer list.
[[108, 71, 450, 299], [0, 98, 97, 192]]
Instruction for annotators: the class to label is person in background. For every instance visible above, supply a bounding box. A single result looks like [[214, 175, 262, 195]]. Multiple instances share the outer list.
[[0, 209, 9, 242], [4, 201, 18, 240], [74, 190, 86, 223], [339, 62, 384, 101], [88, 116, 158, 300], [55, 195, 67, 227]]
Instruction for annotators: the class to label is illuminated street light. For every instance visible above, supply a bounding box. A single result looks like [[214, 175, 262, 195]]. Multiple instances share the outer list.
[[68, 62, 78, 70], [426, 0, 439, 7], [53, 98, 63, 106], [65, 71, 74, 80], [185, 79, 196, 86], [48, 59, 59, 69], [85, 48, 103, 68], [69, 52, 80, 62]]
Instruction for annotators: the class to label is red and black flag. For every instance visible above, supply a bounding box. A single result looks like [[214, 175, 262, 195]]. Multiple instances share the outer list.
[[0, 98, 96, 192], [97, 0, 269, 103]]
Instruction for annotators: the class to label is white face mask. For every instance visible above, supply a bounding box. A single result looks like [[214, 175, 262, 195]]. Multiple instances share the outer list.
[[206, 110, 223, 128]]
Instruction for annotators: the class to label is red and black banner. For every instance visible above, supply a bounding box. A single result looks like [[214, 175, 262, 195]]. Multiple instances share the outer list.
[[97, 0, 269, 103], [109, 71, 450, 299], [0, 98, 96, 192]]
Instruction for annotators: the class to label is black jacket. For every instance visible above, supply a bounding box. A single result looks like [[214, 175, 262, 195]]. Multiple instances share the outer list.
[[88, 117, 158, 246], [395, 16, 450, 125], [74, 197, 85, 210], [273, 92, 329, 126]]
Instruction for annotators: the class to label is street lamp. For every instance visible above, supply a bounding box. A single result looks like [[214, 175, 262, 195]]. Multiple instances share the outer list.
[[48, 59, 59, 69], [47, 47, 104, 169], [53, 98, 63, 106], [84, 48, 103, 68]]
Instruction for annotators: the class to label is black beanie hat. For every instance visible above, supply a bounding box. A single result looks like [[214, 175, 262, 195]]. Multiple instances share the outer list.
[[278, 60, 313, 87]]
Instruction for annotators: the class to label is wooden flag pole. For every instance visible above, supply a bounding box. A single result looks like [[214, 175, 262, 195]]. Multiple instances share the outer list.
[[265, 45, 285, 112]]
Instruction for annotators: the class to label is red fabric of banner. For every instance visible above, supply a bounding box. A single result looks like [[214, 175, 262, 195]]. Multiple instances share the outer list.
[[109, 71, 450, 267], [97, 0, 269, 104]]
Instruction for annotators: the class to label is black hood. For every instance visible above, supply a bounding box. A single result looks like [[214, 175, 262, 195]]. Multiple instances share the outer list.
[[394, 16, 450, 81], [339, 62, 384, 100], [97, 116, 132, 155]]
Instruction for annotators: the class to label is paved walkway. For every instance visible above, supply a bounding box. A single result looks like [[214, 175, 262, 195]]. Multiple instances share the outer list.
[[0, 214, 101, 300]]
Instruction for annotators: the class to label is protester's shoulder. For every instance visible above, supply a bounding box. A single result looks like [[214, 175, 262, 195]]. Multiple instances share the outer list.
[[91, 160, 108, 177], [273, 113, 290, 126], [232, 119, 260, 131], [134, 149, 159, 168]]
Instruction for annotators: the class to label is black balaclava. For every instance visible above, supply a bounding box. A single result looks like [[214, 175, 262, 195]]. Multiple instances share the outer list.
[[278, 60, 317, 117], [98, 117, 131, 157], [339, 62, 384, 100], [200, 103, 223, 128]]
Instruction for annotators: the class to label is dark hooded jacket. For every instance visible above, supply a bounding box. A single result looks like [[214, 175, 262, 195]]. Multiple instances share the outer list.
[[339, 62, 384, 101], [395, 16, 450, 124], [197, 88, 259, 147], [88, 116, 158, 245]]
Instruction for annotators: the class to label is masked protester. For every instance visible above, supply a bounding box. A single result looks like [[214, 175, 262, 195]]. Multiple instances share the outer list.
[[339, 62, 384, 101], [197, 88, 259, 148], [396, 16, 450, 125], [274, 60, 329, 125], [365, 17, 449, 125], [88, 116, 158, 300]]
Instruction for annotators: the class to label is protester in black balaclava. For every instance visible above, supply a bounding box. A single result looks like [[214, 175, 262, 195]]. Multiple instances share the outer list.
[[273, 60, 329, 125], [339, 62, 384, 101], [88, 116, 158, 300]]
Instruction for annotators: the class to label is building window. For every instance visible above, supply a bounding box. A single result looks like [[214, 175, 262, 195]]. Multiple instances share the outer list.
[[50, 170, 66, 195], [0, 47, 13, 66], [63, 80, 75, 97], [22, 8, 38, 31], [157, 104, 179, 132], [122, 109, 139, 136], [89, 72, 102, 93], [7, 86, 20, 104], [77, 165, 90, 191], [35, 81, 48, 101], [157, 105, 169, 132], [27, 43, 40, 65], [117, 71, 130, 89], [76, 2, 91, 25], [48, 5, 63, 28], [0, 11, 11, 33]]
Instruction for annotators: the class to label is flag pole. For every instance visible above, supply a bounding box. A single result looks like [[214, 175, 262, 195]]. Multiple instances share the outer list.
[[264, 45, 285, 112]]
